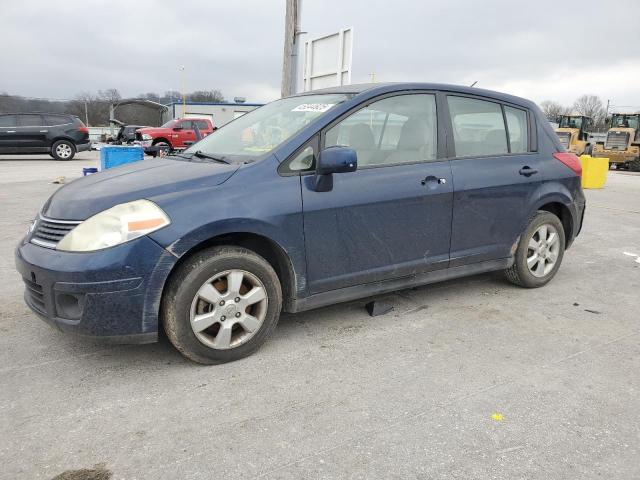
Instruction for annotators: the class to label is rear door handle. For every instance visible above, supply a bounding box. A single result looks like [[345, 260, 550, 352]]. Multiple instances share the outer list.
[[6, 130, 16, 133], [519, 166, 538, 177], [421, 175, 447, 186], [39, 130, 48, 133]]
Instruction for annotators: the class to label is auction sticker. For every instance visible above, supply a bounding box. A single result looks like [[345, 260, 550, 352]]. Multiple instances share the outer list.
[[292, 103, 334, 113]]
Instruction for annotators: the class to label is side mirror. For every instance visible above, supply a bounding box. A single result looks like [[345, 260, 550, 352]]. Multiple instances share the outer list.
[[313, 146, 357, 192], [317, 146, 357, 175]]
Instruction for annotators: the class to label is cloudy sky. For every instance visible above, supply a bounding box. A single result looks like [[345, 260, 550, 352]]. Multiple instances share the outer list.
[[2, 0, 640, 110]]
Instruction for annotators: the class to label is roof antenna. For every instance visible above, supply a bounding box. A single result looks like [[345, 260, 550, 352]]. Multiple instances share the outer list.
[[470, 81, 478, 87]]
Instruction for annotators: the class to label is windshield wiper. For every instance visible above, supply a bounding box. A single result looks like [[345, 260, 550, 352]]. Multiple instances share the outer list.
[[191, 150, 231, 164]]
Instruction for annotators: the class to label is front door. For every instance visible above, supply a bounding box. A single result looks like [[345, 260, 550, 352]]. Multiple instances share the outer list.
[[300, 93, 453, 294], [0, 114, 18, 151], [445, 95, 542, 266]]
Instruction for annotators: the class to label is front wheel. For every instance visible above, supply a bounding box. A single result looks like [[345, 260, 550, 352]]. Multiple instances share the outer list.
[[505, 211, 566, 288], [51, 140, 76, 160], [162, 246, 282, 364]]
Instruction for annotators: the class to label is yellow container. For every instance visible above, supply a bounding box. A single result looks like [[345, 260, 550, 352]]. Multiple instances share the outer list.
[[579, 155, 609, 189]]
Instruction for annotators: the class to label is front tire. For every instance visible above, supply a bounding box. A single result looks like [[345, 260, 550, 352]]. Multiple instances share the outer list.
[[162, 246, 282, 364], [505, 211, 566, 288], [51, 140, 76, 160]]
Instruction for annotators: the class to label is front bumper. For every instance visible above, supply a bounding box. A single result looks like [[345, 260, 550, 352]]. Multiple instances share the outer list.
[[15, 236, 177, 343], [592, 148, 638, 164]]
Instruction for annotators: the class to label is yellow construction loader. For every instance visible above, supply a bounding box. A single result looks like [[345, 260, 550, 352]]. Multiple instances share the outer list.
[[592, 113, 640, 171], [555, 115, 593, 155]]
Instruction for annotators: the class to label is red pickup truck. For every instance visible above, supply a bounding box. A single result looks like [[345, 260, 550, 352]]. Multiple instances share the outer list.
[[137, 118, 215, 152]]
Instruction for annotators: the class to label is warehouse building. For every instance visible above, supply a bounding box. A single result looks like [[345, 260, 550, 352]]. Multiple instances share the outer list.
[[162, 100, 263, 127]]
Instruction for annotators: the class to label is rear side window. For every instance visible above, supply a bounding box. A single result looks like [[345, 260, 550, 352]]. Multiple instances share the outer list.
[[0, 115, 17, 127], [18, 114, 43, 127], [448, 96, 507, 157], [44, 115, 70, 126], [505, 106, 528, 153]]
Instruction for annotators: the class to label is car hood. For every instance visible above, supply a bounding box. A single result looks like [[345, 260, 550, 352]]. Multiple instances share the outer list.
[[136, 127, 168, 134], [43, 157, 240, 220]]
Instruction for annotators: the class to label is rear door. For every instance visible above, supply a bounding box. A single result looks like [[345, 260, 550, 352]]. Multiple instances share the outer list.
[[0, 115, 18, 150], [16, 114, 47, 148], [445, 95, 541, 266], [299, 92, 453, 293], [176, 120, 196, 147]]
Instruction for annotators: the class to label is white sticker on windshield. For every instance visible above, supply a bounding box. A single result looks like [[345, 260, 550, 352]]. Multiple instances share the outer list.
[[292, 103, 335, 113]]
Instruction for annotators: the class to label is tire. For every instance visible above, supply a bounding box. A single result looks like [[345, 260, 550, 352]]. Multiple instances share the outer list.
[[628, 158, 640, 172], [51, 140, 76, 160], [152, 140, 171, 154], [161, 246, 282, 364], [504, 211, 566, 288], [584, 144, 593, 156]]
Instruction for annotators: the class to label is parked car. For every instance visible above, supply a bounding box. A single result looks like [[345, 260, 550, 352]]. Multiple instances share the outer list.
[[0, 113, 90, 160], [136, 118, 215, 153], [16, 83, 585, 364]]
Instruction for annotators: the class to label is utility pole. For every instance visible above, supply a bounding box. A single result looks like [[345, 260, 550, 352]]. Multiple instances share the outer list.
[[281, 0, 302, 97], [179, 65, 186, 117], [84, 100, 89, 126]]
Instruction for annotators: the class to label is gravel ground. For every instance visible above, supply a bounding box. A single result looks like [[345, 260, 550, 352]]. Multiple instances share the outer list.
[[0, 153, 638, 480]]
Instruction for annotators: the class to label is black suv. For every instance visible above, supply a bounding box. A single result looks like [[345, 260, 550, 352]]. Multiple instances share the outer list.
[[0, 113, 90, 160]]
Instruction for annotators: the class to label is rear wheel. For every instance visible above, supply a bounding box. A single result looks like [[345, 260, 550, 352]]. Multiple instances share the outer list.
[[162, 246, 282, 364], [51, 140, 75, 160], [505, 211, 566, 288]]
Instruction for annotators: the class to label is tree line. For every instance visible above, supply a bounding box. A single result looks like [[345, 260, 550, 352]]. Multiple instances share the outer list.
[[539, 95, 609, 129], [0, 88, 225, 126]]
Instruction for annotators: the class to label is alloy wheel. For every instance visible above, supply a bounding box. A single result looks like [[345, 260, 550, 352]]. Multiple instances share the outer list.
[[526, 223, 560, 278], [56, 143, 73, 159], [189, 269, 268, 350]]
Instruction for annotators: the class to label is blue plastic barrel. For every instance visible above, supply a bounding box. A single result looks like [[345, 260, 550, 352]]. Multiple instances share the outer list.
[[100, 145, 144, 170]]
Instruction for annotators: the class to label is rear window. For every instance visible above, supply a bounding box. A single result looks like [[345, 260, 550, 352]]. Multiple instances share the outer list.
[[44, 115, 71, 126], [448, 96, 508, 157], [18, 114, 43, 127], [0, 115, 17, 127]]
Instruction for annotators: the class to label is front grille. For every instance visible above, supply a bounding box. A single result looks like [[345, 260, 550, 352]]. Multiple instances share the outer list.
[[30, 216, 81, 249], [557, 132, 571, 149], [605, 131, 630, 150], [23, 277, 45, 313]]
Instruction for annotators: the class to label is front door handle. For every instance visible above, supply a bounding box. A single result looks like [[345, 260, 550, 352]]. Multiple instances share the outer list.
[[39, 130, 48, 133], [6, 130, 16, 133], [519, 166, 538, 177], [421, 176, 447, 186]]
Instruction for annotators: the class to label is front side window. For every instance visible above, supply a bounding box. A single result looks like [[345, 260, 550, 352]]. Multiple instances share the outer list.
[[324, 94, 437, 167], [184, 94, 349, 161], [505, 106, 529, 153], [195, 120, 209, 130], [448, 96, 508, 157], [179, 120, 193, 130], [0, 115, 17, 127], [18, 114, 43, 127]]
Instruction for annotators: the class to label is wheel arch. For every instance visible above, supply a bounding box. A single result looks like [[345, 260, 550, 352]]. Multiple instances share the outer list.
[[152, 137, 172, 147], [534, 197, 575, 249], [162, 231, 299, 313]]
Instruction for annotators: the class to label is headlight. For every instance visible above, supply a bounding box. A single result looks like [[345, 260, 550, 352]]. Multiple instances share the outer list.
[[142, 134, 153, 140], [56, 199, 170, 252]]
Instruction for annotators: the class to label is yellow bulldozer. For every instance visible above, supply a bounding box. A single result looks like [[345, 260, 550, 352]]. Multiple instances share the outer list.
[[592, 113, 640, 171], [555, 115, 593, 155]]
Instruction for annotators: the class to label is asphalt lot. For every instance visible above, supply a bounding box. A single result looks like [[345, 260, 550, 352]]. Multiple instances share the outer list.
[[1, 152, 639, 480]]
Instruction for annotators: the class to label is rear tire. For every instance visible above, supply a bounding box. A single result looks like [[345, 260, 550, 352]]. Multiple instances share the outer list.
[[51, 140, 75, 160], [162, 246, 282, 364], [505, 211, 566, 288]]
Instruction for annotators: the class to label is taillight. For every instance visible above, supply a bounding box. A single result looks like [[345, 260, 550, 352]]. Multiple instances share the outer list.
[[77, 126, 89, 133], [553, 152, 582, 176]]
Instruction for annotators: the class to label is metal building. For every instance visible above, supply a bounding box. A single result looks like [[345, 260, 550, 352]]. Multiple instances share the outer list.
[[163, 101, 263, 127]]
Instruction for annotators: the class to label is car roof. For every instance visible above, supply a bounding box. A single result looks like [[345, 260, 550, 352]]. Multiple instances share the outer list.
[[295, 82, 536, 109], [0, 112, 76, 117]]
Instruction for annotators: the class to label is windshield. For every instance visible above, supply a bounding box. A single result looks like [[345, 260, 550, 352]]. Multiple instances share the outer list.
[[611, 115, 639, 130], [184, 94, 349, 159], [559, 116, 583, 129], [161, 119, 178, 128]]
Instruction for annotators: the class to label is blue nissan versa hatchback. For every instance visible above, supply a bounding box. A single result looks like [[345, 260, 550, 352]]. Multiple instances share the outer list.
[[16, 83, 585, 364]]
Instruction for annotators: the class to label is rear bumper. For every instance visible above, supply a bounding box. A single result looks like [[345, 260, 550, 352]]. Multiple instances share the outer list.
[[76, 142, 91, 153], [15, 236, 177, 343]]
